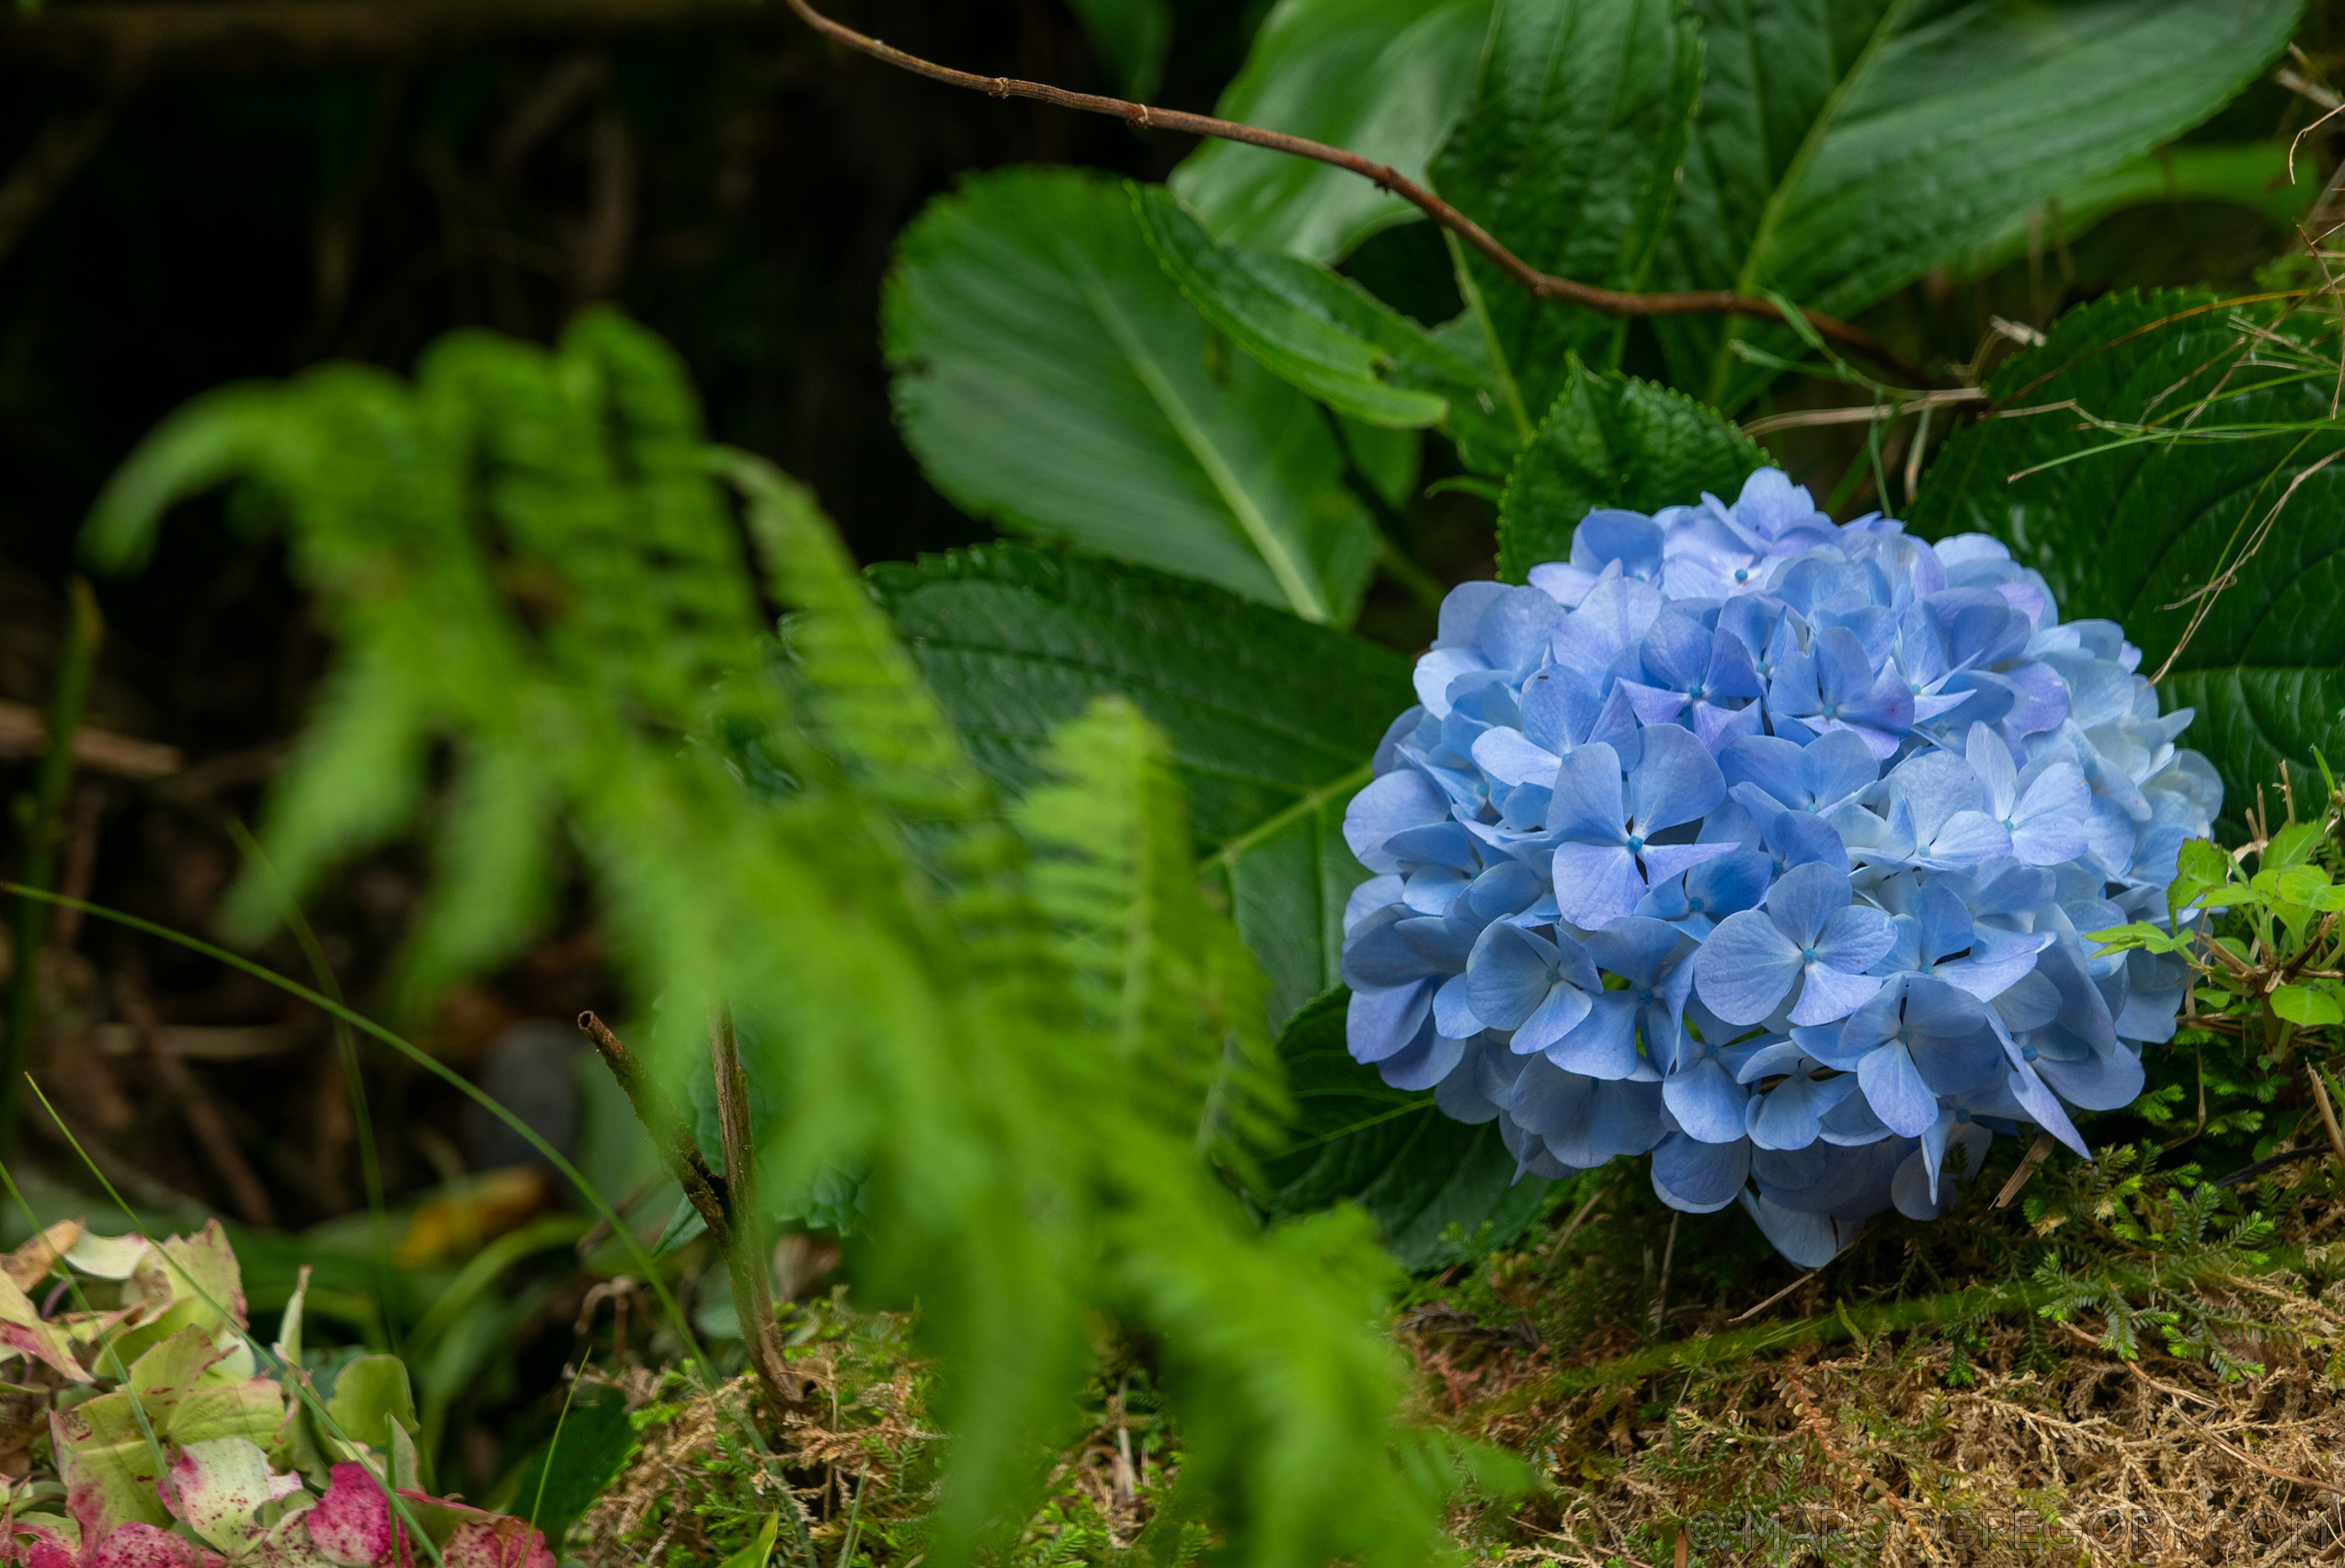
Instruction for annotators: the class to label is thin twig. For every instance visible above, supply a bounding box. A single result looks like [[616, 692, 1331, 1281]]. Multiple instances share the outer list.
[[1994, 1128, 2058, 1209], [2306, 1062, 2345, 1170], [1728, 1265, 1822, 1326], [578, 1010, 732, 1241], [1740, 387, 1983, 437], [1541, 1178, 1610, 1262], [709, 1003, 800, 1412], [779, 0, 1926, 382]]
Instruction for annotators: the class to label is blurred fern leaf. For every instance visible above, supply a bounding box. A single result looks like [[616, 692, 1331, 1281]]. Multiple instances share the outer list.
[[81, 307, 1456, 1568]]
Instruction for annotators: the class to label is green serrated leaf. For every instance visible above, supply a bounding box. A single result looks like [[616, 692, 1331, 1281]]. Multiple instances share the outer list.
[[1170, 0, 1494, 262], [2266, 821, 2328, 870], [1132, 184, 1450, 428], [886, 167, 1380, 625], [2271, 983, 2344, 1026], [2084, 922, 2194, 956], [1908, 290, 2345, 830], [1496, 360, 1769, 583], [1428, 0, 1702, 414], [867, 544, 1412, 1028], [1259, 990, 1550, 1270], [1655, 0, 2301, 409]]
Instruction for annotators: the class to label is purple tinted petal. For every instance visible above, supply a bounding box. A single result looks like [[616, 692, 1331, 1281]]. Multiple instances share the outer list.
[[1686, 850, 1771, 918], [1965, 722, 2019, 817], [1412, 647, 1485, 717], [1432, 972, 1483, 1038], [1697, 910, 1802, 1024], [1639, 612, 1713, 690], [1764, 862, 1852, 948], [1582, 916, 1687, 985], [1739, 1190, 1842, 1267], [1552, 841, 1646, 929], [1513, 980, 1595, 1056], [1920, 810, 2013, 867], [1471, 727, 1562, 789], [1766, 811, 1851, 875], [1813, 904, 1896, 973], [1935, 930, 2053, 1001], [1813, 627, 1875, 704], [1788, 964, 1883, 1026], [2001, 1056, 2088, 1154], [1342, 907, 1432, 988], [1721, 735, 1804, 812], [1748, 1074, 1826, 1150], [1857, 1043, 1939, 1137], [1801, 728, 1882, 807], [1653, 1131, 1750, 1212], [1545, 741, 1627, 840], [2034, 1042, 2145, 1111], [1617, 679, 1693, 728], [1378, 1027, 1467, 1092], [1481, 586, 1565, 671], [1467, 923, 1559, 1030], [1549, 993, 1642, 1079], [1664, 1059, 1750, 1143], [1348, 980, 1433, 1064], [1900, 976, 1987, 1037], [1520, 665, 1604, 753], [1626, 723, 1727, 831], [1640, 840, 1742, 886], [1343, 769, 1449, 873]]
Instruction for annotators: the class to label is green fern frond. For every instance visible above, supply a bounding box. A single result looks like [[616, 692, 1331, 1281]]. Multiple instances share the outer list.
[[84, 309, 1456, 1568]]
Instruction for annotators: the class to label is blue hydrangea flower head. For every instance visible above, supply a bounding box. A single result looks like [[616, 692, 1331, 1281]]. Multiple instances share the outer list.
[[1337, 467, 2221, 1262]]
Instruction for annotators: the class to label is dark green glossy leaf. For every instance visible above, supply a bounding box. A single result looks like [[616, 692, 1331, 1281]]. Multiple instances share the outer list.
[[1429, 0, 1702, 418], [1132, 185, 1525, 469], [885, 168, 1380, 625], [1908, 289, 2345, 831], [1064, 0, 1171, 98], [1496, 360, 1769, 582], [1171, 0, 1494, 262], [1655, 0, 2300, 409], [1260, 990, 1554, 1270], [1133, 185, 1450, 427], [867, 544, 1413, 1027]]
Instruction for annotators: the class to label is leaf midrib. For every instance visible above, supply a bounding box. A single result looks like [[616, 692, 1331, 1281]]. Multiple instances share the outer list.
[[1069, 255, 1334, 624], [1705, 0, 1913, 405]]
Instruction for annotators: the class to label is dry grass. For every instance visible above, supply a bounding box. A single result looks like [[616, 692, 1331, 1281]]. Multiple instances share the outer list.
[[1417, 1292, 2345, 1565]]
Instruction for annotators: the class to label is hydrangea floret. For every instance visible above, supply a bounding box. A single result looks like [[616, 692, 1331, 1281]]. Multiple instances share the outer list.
[[1340, 471, 2220, 1265]]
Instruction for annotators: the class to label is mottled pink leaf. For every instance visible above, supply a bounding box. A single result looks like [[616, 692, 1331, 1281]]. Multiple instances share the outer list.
[[300, 1467, 409, 1568], [84, 1523, 221, 1568], [156, 1439, 303, 1554], [439, 1518, 552, 1568]]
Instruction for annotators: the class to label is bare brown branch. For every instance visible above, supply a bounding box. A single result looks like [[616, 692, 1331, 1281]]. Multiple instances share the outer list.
[[781, 0, 1927, 383], [578, 1009, 731, 1241]]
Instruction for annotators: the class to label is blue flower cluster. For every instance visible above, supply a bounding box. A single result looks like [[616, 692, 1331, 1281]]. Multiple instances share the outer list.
[[1340, 471, 2220, 1265]]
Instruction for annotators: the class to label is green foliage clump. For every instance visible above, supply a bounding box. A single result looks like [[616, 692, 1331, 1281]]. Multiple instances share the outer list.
[[80, 310, 1468, 1568]]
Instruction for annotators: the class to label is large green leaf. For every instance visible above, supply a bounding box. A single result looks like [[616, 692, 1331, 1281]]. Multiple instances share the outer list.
[[1654, 0, 2300, 409], [1428, 0, 1702, 419], [1908, 289, 2345, 827], [1064, 0, 1171, 99], [1261, 990, 1555, 1270], [1495, 360, 1769, 582], [1170, 0, 1494, 262], [885, 167, 1380, 625], [866, 544, 1413, 1028], [1131, 185, 1524, 471], [1943, 143, 2316, 280]]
